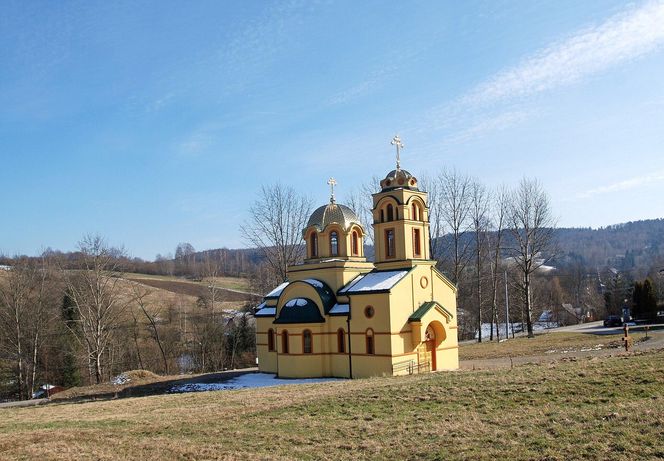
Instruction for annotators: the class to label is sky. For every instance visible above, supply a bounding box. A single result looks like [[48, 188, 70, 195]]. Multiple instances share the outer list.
[[2, 0, 664, 259]]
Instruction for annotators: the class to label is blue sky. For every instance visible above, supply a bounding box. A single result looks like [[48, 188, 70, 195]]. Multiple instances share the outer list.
[[2, 0, 664, 259]]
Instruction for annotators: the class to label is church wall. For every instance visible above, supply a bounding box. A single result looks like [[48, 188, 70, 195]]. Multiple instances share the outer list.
[[256, 317, 277, 373]]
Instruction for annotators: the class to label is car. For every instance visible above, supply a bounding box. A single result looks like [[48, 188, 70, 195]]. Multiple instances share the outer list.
[[603, 315, 623, 327]]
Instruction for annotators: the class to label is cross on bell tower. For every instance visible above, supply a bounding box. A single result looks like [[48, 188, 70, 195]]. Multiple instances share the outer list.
[[327, 177, 337, 204], [391, 135, 404, 171]]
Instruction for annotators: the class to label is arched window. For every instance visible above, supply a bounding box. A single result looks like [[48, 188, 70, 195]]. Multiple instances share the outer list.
[[386, 204, 394, 222], [365, 329, 375, 355], [281, 330, 289, 354], [310, 233, 318, 258], [337, 329, 345, 353], [413, 228, 421, 257], [303, 330, 313, 354], [330, 231, 339, 257], [267, 328, 275, 351], [412, 203, 419, 221], [385, 229, 395, 258], [380, 209, 385, 223], [352, 231, 359, 256]]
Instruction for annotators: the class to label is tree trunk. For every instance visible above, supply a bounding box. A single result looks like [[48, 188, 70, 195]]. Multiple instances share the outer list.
[[525, 272, 534, 338]]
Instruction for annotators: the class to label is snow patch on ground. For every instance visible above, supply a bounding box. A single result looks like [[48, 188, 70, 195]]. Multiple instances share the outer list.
[[112, 373, 130, 385], [545, 345, 604, 354], [169, 373, 340, 394]]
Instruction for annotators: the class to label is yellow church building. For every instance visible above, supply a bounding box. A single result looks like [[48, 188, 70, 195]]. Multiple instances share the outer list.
[[254, 137, 458, 378]]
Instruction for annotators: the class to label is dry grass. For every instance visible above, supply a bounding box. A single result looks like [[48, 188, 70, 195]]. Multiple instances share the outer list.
[[124, 275, 255, 302], [459, 332, 650, 361], [1, 350, 663, 460]]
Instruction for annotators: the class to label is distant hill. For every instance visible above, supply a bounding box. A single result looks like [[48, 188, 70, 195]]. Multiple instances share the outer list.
[[554, 218, 664, 271]]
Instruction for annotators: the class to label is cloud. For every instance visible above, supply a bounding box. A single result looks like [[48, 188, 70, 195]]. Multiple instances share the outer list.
[[418, 1, 664, 147], [464, 0, 664, 106], [577, 170, 664, 198]]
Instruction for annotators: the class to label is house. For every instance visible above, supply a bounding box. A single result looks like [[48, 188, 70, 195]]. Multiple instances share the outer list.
[[254, 138, 459, 378]]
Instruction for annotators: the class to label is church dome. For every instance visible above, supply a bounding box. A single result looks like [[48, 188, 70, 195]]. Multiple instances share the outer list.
[[305, 203, 362, 233], [380, 169, 419, 191]]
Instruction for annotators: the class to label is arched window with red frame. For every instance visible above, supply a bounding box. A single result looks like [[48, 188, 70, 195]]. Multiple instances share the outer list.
[[412, 202, 419, 221], [352, 231, 360, 256], [386, 204, 394, 222], [365, 329, 375, 355], [281, 330, 289, 354], [303, 330, 313, 354], [267, 328, 275, 351], [330, 231, 339, 256], [337, 329, 345, 353], [310, 232, 318, 258]]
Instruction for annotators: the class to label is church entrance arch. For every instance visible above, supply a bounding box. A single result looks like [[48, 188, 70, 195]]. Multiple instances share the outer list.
[[419, 321, 446, 372]]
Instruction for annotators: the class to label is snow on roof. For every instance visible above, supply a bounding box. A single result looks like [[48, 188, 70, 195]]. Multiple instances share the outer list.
[[303, 279, 324, 288], [340, 270, 409, 293], [255, 307, 276, 317], [329, 303, 349, 315], [255, 302, 266, 311], [266, 282, 289, 298]]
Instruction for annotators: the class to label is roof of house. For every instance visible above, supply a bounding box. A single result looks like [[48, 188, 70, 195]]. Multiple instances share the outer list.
[[273, 298, 325, 324], [338, 269, 410, 294], [408, 301, 454, 322]]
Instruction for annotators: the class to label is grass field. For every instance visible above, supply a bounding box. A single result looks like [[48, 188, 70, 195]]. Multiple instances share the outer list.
[[124, 274, 256, 302], [126, 273, 252, 292], [458, 332, 648, 360], [1, 350, 662, 460]]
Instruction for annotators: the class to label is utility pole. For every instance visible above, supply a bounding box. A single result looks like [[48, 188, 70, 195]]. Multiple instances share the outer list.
[[504, 270, 510, 339]]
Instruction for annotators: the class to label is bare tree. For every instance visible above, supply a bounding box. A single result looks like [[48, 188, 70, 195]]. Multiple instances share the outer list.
[[0, 256, 59, 399], [62, 235, 129, 383], [344, 176, 380, 245], [419, 174, 444, 260], [506, 178, 557, 338], [438, 168, 473, 285], [240, 184, 312, 289], [470, 180, 490, 342], [488, 186, 509, 341], [131, 284, 169, 374]]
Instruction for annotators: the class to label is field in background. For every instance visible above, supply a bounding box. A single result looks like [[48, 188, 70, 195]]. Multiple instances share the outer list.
[[1, 350, 662, 460], [124, 273, 256, 303]]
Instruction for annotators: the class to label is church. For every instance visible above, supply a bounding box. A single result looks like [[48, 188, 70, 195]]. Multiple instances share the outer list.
[[254, 136, 458, 378]]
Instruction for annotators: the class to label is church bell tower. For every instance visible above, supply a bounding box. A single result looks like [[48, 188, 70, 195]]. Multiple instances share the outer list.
[[373, 135, 431, 269]]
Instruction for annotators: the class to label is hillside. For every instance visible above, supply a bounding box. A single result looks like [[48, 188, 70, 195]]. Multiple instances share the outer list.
[[1, 349, 662, 460]]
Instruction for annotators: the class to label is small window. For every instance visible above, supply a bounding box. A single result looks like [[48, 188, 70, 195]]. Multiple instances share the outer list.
[[330, 231, 339, 257], [386, 204, 394, 222], [413, 228, 421, 256], [310, 233, 318, 258], [282, 330, 289, 354], [303, 330, 313, 354], [352, 231, 359, 256], [385, 229, 395, 258], [366, 329, 375, 355], [267, 328, 275, 351], [337, 329, 345, 353], [412, 203, 419, 221], [364, 305, 375, 318], [380, 209, 385, 223]]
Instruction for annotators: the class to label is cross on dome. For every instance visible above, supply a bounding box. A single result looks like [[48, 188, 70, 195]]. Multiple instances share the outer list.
[[391, 135, 404, 171], [327, 177, 337, 203]]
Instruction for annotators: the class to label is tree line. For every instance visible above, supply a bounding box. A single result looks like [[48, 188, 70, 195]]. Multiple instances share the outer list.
[[0, 235, 256, 401]]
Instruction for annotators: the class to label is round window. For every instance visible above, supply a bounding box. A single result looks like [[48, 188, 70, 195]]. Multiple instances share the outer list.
[[410, 179, 416, 186], [385, 179, 392, 187], [420, 276, 429, 289], [398, 178, 405, 185], [364, 305, 375, 318]]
